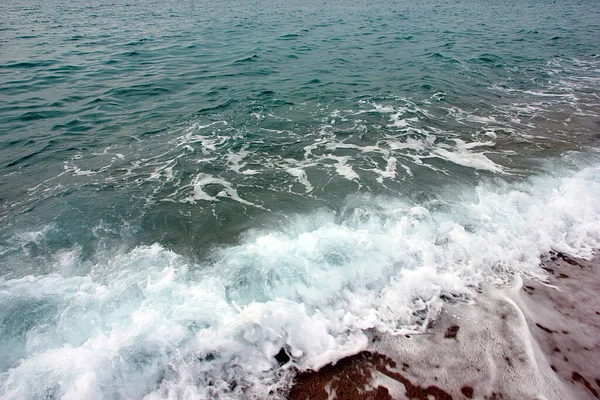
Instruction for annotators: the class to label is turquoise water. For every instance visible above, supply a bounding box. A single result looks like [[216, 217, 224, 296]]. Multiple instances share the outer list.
[[1, 0, 600, 398]]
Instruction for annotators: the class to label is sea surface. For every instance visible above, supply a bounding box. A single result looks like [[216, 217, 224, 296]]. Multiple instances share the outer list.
[[1, 0, 600, 398]]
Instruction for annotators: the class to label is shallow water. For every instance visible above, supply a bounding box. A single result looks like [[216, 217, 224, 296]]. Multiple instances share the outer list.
[[1, 0, 600, 398]]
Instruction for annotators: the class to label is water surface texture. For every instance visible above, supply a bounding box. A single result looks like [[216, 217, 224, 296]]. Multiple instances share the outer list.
[[1, 0, 600, 398]]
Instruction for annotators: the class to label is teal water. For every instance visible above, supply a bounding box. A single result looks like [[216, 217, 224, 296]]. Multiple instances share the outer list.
[[1, 0, 600, 398]]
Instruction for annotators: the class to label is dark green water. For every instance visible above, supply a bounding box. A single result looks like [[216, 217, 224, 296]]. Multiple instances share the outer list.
[[1, 0, 600, 398]]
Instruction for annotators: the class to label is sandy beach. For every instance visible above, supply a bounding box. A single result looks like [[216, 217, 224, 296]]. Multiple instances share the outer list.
[[288, 253, 600, 399]]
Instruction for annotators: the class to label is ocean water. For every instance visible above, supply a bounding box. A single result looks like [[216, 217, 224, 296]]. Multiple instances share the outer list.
[[1, 0, 600, 398]]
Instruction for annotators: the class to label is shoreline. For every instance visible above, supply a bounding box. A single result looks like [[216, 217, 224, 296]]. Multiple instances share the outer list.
[[287, 253, 600, 399]]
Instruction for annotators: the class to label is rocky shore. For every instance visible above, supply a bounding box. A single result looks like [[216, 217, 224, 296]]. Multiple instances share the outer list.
[[287, 253, 600, 400]]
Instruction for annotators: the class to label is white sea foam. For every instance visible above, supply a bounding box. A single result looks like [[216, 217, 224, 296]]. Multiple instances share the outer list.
[[285, 166, 313, 193], [9, 97, 530, 219], [327, 155, 359, 181], [1, 159, 599, 399], [184, 173, 257, 207], [374, 156, 398, 183], [432, 139, 504, 173]]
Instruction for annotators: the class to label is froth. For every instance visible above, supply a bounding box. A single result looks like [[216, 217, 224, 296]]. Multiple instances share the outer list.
[[1, 161, 600, 398]]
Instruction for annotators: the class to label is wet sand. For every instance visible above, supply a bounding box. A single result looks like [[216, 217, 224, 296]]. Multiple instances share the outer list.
[[287, 253, 600, 400]]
